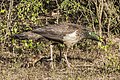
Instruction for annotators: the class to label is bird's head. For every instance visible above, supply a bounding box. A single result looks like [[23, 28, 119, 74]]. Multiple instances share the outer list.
[[84, 31, 106, 45]]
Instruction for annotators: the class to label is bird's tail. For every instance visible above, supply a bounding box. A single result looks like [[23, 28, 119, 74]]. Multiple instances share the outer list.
[[12, 31, 43, 40]]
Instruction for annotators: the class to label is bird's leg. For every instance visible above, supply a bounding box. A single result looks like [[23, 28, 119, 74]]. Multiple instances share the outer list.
[[50, 44, 54, 68], [118, 42, 120, 52], [71, 46, 75, 55], [64, 48, 71, 68], [118, 42, 120, 56], [50, 44, 53, 61], [59, 47, 62, 61], [58, 44, 63, 61]]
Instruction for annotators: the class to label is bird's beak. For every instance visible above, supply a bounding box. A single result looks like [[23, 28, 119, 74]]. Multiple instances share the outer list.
[[99, 37, 106, 45]]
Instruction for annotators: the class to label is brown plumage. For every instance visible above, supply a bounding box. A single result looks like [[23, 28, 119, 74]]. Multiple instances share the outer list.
[[14, 22, 104, 67], [32, 23, 85, 47]]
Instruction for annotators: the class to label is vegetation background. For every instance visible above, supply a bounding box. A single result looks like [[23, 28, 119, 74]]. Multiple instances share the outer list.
[[0, 0, 120, 79]]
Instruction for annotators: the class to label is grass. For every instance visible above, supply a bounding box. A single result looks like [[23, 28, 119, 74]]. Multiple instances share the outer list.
[[0, 41, 120, 80]]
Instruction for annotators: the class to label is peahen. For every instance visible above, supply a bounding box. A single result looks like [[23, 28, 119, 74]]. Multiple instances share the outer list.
[[14, 22, 104, 67]]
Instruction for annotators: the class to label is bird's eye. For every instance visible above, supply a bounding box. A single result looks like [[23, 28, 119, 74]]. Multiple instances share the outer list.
[[89, 32, 91, 35]]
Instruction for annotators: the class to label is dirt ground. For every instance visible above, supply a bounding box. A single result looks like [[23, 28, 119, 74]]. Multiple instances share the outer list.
[[0, 47, 120, 80]]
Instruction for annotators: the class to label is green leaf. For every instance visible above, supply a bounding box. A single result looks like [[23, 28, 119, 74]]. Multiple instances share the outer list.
[[0, 9, 5, 13]]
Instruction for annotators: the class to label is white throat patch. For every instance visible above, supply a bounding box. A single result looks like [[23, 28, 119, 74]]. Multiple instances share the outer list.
[[63, 30, 79, 47]]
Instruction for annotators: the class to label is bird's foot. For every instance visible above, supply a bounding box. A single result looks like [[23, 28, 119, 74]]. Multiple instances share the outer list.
[[50, 61, 54, 69], [66, 62, 74, 68], [63, 54, 74, 68], [67, 61, 72, 68]]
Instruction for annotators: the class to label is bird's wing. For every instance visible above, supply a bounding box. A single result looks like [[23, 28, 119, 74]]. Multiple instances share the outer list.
[[32, 23, 81, 42]]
